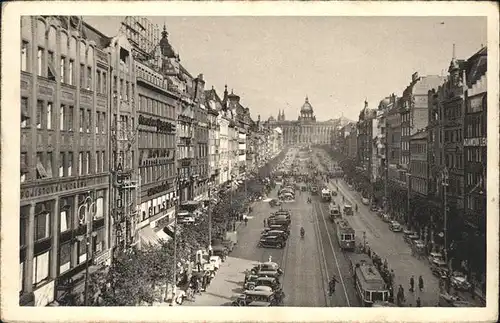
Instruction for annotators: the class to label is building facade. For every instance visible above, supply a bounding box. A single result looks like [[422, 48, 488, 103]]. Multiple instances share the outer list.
[[269, 97, 335, 146], [205, 89, 220, 191], [20, 16, 112, 306], [192, 74, 209, 201], [356, 101, 377, 193]]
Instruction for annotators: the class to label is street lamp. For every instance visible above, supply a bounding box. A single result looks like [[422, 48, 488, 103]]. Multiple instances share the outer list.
[[170, 175, 181, 306], [76, 194, 96, 306]]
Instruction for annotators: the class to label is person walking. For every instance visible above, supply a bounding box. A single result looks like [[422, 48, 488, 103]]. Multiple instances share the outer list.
[[418, 275, 424, 292], [329, 276, 338, 296], [263, 218, 267, 227], [409, 275, 415, 293], [416, 297, 421, 307], [244, 215, 248, 226]]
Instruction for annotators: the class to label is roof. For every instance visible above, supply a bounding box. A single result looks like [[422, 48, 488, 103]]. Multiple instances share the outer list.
[[300, 96, 314, 112], [465, 46, 487, 87], [357, 265, 386, 291], [410, 130, 428, 140]]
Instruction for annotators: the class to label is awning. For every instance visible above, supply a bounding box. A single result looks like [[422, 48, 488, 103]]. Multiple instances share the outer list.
[[155, 228, 172, 242], [139, 225, 161, 248]]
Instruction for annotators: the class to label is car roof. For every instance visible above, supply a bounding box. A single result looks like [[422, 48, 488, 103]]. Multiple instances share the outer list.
[[257, 276, 276, 281], [245, 290, 273, 296]]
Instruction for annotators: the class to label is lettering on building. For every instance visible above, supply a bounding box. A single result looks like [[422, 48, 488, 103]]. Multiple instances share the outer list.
[[139, 149, 175, 166], [464, 137, 487, 147], [21, 177, 106, 199], [147, 182, 172, 197], [138, 115, 176, 133]]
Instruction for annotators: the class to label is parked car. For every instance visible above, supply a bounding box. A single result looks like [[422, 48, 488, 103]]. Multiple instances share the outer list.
[[258, 236, 286, 249], [382, 213, 391, 223], [251, 262, 284, 275], [428, 252, 444, 265], [370, 204, 378, 212], [177, 211, 196, 224], [430, 259, 448, 278], [451, 272, 472, 291], [261, 230, 288, 241], [389, 221, 402, 232], [361, 197, 370, 205]]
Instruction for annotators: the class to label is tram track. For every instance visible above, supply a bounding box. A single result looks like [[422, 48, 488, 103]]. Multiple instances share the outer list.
[[313, 199, 352, 307]]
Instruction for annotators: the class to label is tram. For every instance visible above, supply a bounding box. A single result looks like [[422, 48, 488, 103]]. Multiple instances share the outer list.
[[334, 219, 355, 251], [349, 253, 391, 307]]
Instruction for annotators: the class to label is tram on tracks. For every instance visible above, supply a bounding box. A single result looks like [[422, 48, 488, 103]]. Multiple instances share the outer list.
[[349, 253, 391, 307], [334, 219, 355, 251]]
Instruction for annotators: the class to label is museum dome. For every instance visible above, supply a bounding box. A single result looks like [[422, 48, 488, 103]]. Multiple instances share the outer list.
[[300, 96, 313, 113]]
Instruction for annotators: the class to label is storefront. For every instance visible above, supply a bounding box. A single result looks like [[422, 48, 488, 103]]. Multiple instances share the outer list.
[[136, 189, 177, 249], [20, 175, 110, 306]]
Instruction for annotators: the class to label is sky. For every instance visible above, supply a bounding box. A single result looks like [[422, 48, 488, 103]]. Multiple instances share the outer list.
[[84, 16, 486, 122]]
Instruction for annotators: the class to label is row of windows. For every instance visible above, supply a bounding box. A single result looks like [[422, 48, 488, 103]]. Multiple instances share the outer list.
[[466, 172, 485, 188], [138, 94, 176, 120], [466, 195, 485, 212], [113, 76, 135, 102], [400, 155, 410, 166], [400, 112, 410, 123], [139, 163, 176, 185], [22, 42, 97, 91], [410, 142, 426, 154], [401, 127, 411, 136], [138, 131, 176, 150], [466, 147, 484, 163], [444, 104, 462, 120], [198, 144, 208, 158], [411, 177, 427, 195], [21, 150, 107, 183], [401, 141, 410, 152], [111, 150, 135, 171], [177, 146, 195, 159], [465, 114, 486, 138], [410, 161, 427, 177], [444, 129, 463, 143], [445, 153, 464, 171], [22, 98, 107, 134]]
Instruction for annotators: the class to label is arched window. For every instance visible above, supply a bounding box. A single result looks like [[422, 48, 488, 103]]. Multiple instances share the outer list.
[[48, 26, 56, 51], [69, 37, 77, 59], [60, 31, 68, 56], [87, 46, 94, 66], [79, 40, 86, 63], [36, 19, 46, 45], [21, 16, 32, 41]]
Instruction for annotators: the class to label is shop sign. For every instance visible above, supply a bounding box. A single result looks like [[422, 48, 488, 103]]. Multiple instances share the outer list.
[[147, 182, 172, 197], [93, 249, 111, 266], [463, 137, 486, 147], [21, 177, 103, 200], [138, 115, 176, 133]]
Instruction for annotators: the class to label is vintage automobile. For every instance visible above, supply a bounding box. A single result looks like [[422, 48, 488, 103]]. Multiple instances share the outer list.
[[389, 221, 402, 232], [451, 272, 472, 291], [404, 232, 420, 244], [261, 230, 289, 241], [361, 197, 370, 205], [268, 215, 291, 226], [428, 252, 444, 265], [438, 293, 475, 307], [382, 213, 391, 223], [430, 259, 448, 278], [258, 235, 286, 249], [329, 205, 341, 219], [244, 274, 259, 289], [255, 276, 282, 292], [231, 290, 276, 306], [370, 203, 378, 212], [343, 204, 353, 216], [311, 186, 319, 195], [251, 262, 284, 275], [269, 199, 282, 208]]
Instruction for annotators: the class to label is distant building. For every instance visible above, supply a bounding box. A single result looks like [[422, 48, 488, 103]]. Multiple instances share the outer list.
[[269, 97, 336, 146]]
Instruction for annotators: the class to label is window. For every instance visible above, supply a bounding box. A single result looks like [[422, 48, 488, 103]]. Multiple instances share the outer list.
[[77, 240, 87, 264], [80, 64, 85, 88], [19, 261, 25, 294], [36, 100, 43, 129], [96, 112, 100, 133], [68, 106, 73, 131], [79, 108, 84, 132], [87, 67, 92, 90], [125, 82, 129, 101], [59, 200, 71, 233], [113, 76, 117, 93], [59, 152, 64, 177], [33, 251, 50, 286], [47, 51, 55, 80], [78, 152, 83, 176], [59, 105, 65, 130], [20, 153, 27, 183], [86, 109, 91, 133], [35, 204, 51, 241], [21, 41, 28, 71], [46, 102, 52, 130], [59, 243, 71, 274], [101, 112, 106, 134], [102, 72, 107, 94], [21, 97, 29, 128], [69, 60, 74, 85], [101, 151, 105, 172], [68, 152, 73, 176], [96, 71, 101, 93], [60, 56, 66, 83], [86, 152, 90, 174], [95, 194, 104, 219], [93, 228, 105, 254], [96, 151, 100, 173], [37, 47, 43, 76]]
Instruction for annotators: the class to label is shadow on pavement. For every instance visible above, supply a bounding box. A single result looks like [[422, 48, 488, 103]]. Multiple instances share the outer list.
[[231, 287, 245, 294], [225, 279, 242, 286]]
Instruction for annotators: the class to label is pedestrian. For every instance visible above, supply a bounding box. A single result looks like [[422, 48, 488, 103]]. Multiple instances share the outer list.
[[197, 261, 202, 272], [409, 275, 415, 292], [263, 218, 267, 227], [416, 297, 421, 307], [418, 275, 424, 292], [244, 216, 248, 226], [383, 259, 388, 271]]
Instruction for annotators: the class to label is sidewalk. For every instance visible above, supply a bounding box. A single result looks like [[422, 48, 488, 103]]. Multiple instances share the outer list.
[[184, 256, 255, 306]]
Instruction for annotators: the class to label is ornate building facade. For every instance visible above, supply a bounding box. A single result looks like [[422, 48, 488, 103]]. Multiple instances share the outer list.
[[269, 97, 336, 145]]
